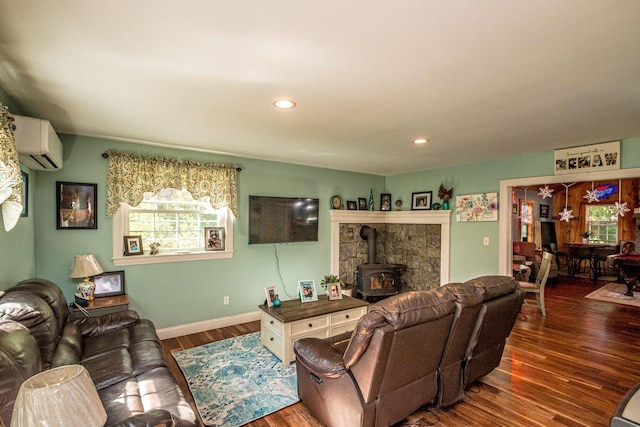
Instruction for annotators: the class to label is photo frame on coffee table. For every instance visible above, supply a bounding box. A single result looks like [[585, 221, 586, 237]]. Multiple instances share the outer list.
[[298, 280, 318, 303], [265, 285, 277, 307], [327, 283, 342, 300]]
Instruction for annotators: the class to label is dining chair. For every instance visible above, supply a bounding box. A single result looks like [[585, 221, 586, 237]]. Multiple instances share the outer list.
[[518, 251, 553, 316]]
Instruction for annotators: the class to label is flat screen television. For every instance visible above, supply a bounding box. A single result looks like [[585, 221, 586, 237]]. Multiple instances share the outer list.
[[249, 196, 319, 244]]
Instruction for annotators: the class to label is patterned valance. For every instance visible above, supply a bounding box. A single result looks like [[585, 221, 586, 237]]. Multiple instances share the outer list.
[[105, 150, 238, 218], [0, 105, 23, 231]]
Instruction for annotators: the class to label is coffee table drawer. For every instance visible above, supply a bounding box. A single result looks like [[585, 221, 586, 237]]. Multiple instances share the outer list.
[[330, 307, 365, 326], [262, 326, 284, 360], [290, 315, 328, 336]]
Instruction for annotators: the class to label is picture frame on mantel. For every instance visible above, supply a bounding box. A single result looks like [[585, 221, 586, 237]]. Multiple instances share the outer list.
[[411, 191, 432, 210]]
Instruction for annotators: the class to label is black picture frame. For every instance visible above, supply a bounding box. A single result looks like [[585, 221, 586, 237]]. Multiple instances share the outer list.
[[91, 270, 126, 297], [347, 200, 357, 210], [540, 204, 549, 218], [358, 198, 367, 210], [21, 171, 28, 217], [123, 235, 143, 256], [411, 191, 432, 210], [56, 182, 97, 229], [380, 193, 391, 211]]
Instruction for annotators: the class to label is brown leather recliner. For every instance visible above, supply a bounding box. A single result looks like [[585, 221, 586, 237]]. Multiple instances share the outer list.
[[462, 275, 525, 387], [294, 277, 524, 427], [295, 289, 462, 427]]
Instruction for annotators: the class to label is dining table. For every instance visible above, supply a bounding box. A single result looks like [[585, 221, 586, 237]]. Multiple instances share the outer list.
[[565, 242, 617, 280]]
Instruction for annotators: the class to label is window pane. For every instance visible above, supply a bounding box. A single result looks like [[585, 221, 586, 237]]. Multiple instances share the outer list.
[[587, 205, 618, 244], [127, 189, 224, 251]]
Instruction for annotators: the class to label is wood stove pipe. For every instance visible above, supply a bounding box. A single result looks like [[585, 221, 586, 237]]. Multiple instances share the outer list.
[[360, 225, 377, 264]]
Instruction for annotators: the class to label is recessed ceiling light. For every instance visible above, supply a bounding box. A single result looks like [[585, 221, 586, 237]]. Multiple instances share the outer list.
[[413, 138, 430, 144], [272, 99, 297, 109]]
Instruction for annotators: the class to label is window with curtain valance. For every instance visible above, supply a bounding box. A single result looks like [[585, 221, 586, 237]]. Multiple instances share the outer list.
[[105, 150, 238, 219]]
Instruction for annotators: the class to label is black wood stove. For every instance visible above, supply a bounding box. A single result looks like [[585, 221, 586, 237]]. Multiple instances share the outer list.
[[355, 226, 406, 300]]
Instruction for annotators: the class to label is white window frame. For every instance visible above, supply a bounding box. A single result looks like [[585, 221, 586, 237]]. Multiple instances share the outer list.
[[586, 204, 618, 245], [112, 203, 234, 266]]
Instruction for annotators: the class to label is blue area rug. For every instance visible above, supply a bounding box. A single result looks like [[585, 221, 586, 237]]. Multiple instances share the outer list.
[[172, 332, 298, 426]]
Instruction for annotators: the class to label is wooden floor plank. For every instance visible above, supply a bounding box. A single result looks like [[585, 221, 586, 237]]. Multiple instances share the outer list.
[[161, 275, 639, 426]]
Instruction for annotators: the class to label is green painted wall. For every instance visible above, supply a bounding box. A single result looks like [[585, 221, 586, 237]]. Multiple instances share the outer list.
[[386, 138, 640, 282], [31, 134, 385, 328], [0, 88, 36, 288], [3, 81, 639, 328]]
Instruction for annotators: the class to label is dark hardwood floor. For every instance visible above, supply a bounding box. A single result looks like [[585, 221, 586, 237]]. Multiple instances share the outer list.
[[161, 274, 640, 426]]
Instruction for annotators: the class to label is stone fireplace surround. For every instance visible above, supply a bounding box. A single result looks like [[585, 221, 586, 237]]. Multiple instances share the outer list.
[[331, 210, 451, 292]]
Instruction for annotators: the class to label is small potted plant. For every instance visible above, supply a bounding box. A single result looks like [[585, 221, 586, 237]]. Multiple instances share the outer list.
[[320, 274, 349, 296], [581, 231, 592, 244]]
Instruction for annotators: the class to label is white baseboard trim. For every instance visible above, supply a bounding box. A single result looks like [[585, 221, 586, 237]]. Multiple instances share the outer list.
[[156, 310, 261, 340]]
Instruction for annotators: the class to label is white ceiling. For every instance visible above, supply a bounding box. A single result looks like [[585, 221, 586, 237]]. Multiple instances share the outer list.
[[1, 1, 639, 176]]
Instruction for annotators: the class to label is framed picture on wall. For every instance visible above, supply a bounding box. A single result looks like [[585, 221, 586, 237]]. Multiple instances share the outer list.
[[21, 171, 28, 217], [56, 182, 97, 229], [540, 204, 549, 218]]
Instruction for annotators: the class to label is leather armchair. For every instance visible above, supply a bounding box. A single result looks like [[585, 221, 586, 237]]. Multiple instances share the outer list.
[[295, 287, 478, 427]]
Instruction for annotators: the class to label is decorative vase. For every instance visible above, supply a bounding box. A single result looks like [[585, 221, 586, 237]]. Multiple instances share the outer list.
[[272, 296, 282, 307], [341, 288, 353, 297]]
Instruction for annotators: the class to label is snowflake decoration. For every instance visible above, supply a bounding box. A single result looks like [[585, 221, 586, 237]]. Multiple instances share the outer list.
[[538, 185, 554, 199], [559, 207, 574, 222], [583, 189, 599, 203], [614, 202, 630, 217]]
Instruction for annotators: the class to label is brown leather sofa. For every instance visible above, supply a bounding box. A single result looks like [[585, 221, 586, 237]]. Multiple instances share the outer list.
[[0, 278, 196, 427], [294, 275, 524, 427]]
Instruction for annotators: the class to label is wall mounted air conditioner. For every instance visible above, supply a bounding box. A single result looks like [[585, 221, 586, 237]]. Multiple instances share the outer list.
[[13, 115, 63, 171]]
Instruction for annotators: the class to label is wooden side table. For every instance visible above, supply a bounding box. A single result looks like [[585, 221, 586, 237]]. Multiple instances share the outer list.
[[71, 294, 129, 319]]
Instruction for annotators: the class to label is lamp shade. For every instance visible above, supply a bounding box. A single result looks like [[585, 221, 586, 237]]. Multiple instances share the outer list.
[[10, 365, 107, 427], [69, 254, 103, 279]]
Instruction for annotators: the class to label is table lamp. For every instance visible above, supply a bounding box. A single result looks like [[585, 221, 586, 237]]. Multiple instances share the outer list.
[[69, 254, 103, 301], [10, 364, 107, 427]]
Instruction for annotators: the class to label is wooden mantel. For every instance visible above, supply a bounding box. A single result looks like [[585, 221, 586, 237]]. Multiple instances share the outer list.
[[330, 210, 452, 286]]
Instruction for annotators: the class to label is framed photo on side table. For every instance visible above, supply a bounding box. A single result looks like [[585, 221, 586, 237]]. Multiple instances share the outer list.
[[298, 280, 318, 303], [124, 235, 143, 256], [91, 271, 126, 297]]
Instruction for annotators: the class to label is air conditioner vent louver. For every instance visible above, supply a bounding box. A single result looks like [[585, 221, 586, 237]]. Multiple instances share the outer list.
[[13, 115, 63, 171]]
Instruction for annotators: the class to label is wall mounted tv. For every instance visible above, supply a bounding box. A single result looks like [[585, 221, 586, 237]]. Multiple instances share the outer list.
[[249, 196, 319, 244]]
